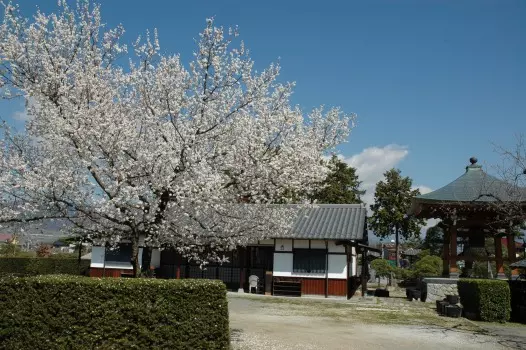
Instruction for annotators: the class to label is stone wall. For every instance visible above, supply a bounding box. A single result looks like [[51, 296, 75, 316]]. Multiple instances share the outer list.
[[421, 278, 458, 303]]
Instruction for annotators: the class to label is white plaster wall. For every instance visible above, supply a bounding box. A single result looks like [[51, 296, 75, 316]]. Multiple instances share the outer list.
[[291, 272, 326, 278], [310, 240, 326, 249], [328, 254, 347, 279], [90, 246, 105, 268], [293, 239, 309, 249], [91, 245, 143, 269], [273, 252, 293, 276], [328, 240, 345, 253], [150, 248, 161, 268], [275, 239, 292, 251]]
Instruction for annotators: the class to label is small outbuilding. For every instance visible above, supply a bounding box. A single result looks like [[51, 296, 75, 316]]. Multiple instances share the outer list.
[[91, 204, 371, 298]]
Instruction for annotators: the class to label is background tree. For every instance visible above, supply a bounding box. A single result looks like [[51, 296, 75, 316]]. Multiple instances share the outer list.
[[61, 234, 93, 265], [422, 224, 444, 256], [491, 135, 526, 229], [0, 2, 353, 276], [0, 241, 21, 257], [370, 258, 392, 288], [402, 235, 422, 249], [369, 169, 425, 267], [310, 155, 363, 204]]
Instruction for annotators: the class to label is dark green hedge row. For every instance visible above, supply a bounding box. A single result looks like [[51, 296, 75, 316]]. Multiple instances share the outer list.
[[0, 257, 90, 276], [458, 278, 511, 322], [0, 276, 229, 349]]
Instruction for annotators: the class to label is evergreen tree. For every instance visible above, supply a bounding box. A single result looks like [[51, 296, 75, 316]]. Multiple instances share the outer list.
[[369, 169, 425, 267], [422, 224, 444, 256], [310, 155, 363, 204]]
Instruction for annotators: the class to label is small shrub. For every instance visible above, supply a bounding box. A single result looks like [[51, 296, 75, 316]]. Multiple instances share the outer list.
[[36, 243, 53, 257], [0, 275, 229, 349], [371, 259, 393, 287], [412, 255, 442, 277], [458, 278, 511, 322], [393, 266, 414, 280]]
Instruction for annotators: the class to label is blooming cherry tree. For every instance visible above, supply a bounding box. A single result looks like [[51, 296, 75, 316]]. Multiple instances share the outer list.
[[0, 1, 354, 275]]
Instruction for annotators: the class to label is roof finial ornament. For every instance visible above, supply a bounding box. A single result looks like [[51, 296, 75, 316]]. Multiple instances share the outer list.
[[469, 157, 477, 165]]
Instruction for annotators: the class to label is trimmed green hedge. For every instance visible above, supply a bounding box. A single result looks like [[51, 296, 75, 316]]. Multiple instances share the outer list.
[[0, 276, 229, 349], [0, 257, 90, 276], [458, 278, 511, 322]]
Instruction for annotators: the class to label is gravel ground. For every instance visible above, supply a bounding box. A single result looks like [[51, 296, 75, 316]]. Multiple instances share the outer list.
[[228, 293, 513, 350]]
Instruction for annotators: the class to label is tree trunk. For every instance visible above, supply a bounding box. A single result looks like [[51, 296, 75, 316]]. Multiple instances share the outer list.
[[395, 224, 400, 268], [141, 247, 152, 276], [131, 233, 140, 277], [77, 239, 82, 266]]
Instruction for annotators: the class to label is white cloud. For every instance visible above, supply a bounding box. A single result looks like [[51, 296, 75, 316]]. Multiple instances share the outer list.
[[339, 144, 409, 208], [338, 144, 437, 236], [412, 185, 432, 195]]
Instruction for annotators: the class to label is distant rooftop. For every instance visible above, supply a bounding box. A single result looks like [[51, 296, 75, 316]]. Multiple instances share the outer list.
[[0, 233, 13, 243]]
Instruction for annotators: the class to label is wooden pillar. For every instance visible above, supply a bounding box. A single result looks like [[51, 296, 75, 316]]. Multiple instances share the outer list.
[[239, 247, 245, 293], [494, 235, 505, 279], [346, 245, 350, 299], [507, 234, 519, 278], [442, 230, 450, 277], [449, 225, 459, 278], [325, 240, 329, 299], [361, 249, 367, 298]]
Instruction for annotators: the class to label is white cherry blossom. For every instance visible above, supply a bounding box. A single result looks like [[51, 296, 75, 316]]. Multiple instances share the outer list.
[[0, 1, 354, 275]]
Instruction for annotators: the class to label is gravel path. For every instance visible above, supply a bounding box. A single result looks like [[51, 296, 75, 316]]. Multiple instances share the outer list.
[[229, 294, 510, 350]]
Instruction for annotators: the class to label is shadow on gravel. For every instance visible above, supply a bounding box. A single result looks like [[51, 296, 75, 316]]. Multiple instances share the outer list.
[[230, 328, 244, 343]]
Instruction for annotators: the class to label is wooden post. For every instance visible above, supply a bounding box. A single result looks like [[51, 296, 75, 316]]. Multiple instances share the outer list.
[[449, 225, 459, 278], [239, 247, 245, 293], [361, 249, 367, 297], [346, 245, 350, 299], [442, 230, 450, 277], [325, 240, 329, 299], [265, 271, 272, 295], [494, 235, 505, 279], [507, 234, 519, 278]]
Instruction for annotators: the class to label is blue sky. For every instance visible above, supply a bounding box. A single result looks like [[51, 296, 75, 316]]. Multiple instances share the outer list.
[[2, 0, 525, 206]]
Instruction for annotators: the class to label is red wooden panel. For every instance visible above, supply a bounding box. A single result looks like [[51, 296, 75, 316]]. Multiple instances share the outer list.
[[90, 268, 102, 277], [301, 278, 325, 295], [89, 268, 123, 278], [328, 279, 347, 296], [297, 278, 347, 296]]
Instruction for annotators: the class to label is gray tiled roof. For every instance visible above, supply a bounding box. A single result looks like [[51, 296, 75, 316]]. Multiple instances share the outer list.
[[284, 204, 367, 241], [415, 164, 526, 203]]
